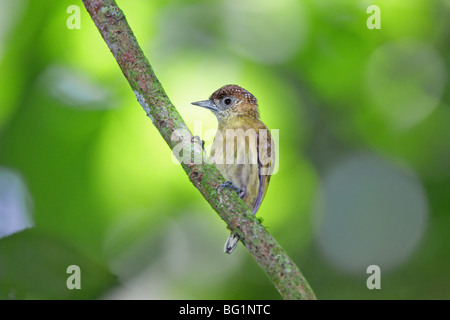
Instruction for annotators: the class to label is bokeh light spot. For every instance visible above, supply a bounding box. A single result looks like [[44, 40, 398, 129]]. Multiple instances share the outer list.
[[39, 65, 112, 109], [0, 167, 33, 238], [222, 0, 307, 64], [313, 154, 428, 274], [365, 40, 446, 129]]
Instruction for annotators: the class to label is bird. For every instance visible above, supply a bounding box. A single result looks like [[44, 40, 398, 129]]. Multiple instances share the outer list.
[[191, 84, 275, 254]]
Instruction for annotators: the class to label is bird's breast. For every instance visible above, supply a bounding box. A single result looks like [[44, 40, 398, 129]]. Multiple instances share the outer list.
[[210, 127, 261, 209]]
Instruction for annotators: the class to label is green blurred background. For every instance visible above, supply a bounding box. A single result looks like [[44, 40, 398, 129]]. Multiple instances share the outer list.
[[0, 0, 449, 299]]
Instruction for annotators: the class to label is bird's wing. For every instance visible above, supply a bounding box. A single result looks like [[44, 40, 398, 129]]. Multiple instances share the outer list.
[[252, 126, 274, 214]]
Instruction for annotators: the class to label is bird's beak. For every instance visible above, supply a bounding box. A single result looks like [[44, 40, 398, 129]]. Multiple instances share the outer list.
[[191, 99, 217, 112]]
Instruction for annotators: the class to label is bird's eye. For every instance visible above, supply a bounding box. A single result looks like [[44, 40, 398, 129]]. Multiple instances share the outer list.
[[223, 98, 232, 106]]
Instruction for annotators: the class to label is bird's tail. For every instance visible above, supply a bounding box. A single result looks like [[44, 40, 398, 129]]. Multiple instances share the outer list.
[[224, 233, 240, 254]]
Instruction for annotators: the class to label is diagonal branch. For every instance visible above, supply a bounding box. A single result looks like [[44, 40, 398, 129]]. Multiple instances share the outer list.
[[82, 0, 316, 300]]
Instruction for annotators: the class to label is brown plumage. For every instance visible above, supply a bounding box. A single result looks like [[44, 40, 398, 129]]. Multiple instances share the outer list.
[[192, 84, 275, 254]]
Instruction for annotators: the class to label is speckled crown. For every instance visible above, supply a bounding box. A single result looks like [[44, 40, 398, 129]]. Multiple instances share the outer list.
[[210, 84, 258, 106]]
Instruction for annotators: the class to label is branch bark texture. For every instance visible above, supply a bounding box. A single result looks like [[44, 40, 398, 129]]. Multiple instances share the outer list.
[[82, 0, 316, 300]]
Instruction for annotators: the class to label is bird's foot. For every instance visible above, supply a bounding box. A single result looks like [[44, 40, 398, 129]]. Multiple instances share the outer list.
[[191, 135, 205, 151], [217, 181, 244, 197]]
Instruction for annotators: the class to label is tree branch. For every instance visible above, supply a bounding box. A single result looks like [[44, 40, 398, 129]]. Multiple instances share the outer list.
[[82, 0, 316, 300]]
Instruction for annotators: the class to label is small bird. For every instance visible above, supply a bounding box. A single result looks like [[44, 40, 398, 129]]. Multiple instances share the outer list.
[[192, 84, 275, 254]]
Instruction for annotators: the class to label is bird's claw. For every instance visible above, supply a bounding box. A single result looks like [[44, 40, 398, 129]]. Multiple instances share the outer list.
[[217, 181, 243, 197], [191, 135, 205, 151]]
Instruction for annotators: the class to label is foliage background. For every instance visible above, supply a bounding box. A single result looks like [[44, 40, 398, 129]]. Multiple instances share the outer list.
[[0, 0, 449, 299]]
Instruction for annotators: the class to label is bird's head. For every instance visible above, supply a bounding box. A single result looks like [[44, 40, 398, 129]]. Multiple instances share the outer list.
[[192, 84, 260, 122]]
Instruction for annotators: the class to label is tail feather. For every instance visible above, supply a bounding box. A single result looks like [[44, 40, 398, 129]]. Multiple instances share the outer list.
[[224, 233, 240, 254]]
